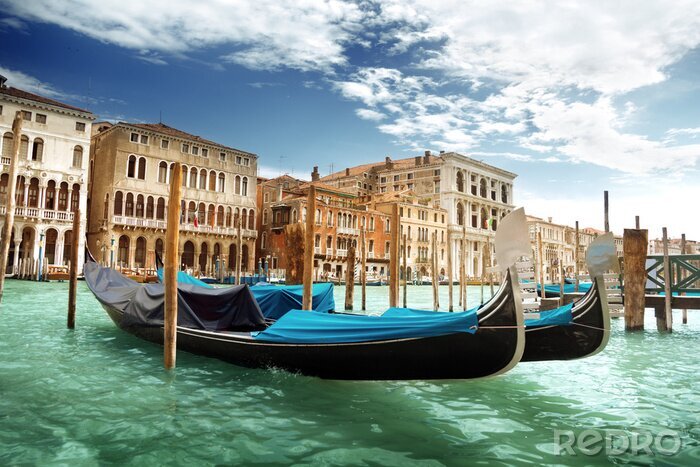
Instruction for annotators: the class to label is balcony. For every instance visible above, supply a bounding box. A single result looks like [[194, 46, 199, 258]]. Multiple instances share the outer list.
[[2, 206, 75, 222], [337, 226, 359, 236], [336, 249, 347, 257], [113, 215, 167, 229], [314, 247, 321, 254], [368, 252, 374, 259]]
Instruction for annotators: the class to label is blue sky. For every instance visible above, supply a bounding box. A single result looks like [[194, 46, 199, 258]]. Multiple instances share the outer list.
[[1, 0, 699, 238]]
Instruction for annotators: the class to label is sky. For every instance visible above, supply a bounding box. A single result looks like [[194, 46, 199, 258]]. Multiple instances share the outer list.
[[1, 0, 699, 239]]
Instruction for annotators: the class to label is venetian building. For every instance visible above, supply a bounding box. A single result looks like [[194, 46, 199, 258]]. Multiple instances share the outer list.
[[0, 75, 94, 274], [87, 122, 257, 276]]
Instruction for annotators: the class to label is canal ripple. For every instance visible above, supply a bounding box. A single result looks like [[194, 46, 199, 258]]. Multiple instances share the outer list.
[[0, 280, 699, 465]]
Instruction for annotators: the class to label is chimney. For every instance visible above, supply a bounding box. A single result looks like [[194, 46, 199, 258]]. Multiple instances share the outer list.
[[385, 156, 392, 164], [423, 150, 430, 164], [0, 74, 6, 88], [311, 166, 320, 182], [345, 167, 350, 176], [415, 156, 422, 166], [277, 184, 283, 201], [548, 217, 552, 223]]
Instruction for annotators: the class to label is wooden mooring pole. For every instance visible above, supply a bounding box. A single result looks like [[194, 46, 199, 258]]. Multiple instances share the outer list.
[[659, 227, 673, 332], [0, 112, 23, 302], [389, 204, 399, 308], [623, 228, 647, 330], [461, 223, 467, 311], [402, 233, 408, 308], [236, 218, 242, 285], [344, 245, 355, 311], [537, 229, 545, 299], [67, 210, 81, 329], [680, 233, 687, 324], [360, 228, 367, 311], [164, 163, 182, 370], [447, 228, 453, 312], [432, 231, 439, 310], [302, 185, 316, 310], [559, 259, 565, 307], [604, 190, 610, 233], [574, 221, 580, 292]]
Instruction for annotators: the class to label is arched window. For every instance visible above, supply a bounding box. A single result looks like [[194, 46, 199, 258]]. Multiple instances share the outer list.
[[135, 237, 147, 268], [291, 209, 297, 223], [234, 175, 241, 195], [20, 135, 29, 159], [248, 209, 255, 229], [32, 138, 44, 162], [146, 196, 154, 218], [501, 184, 508, 203], [63, 230, 73, 265], [234, 208, 240, 227], [198, 202, 205, 226], [158, 161, 168, 183], [2, 132, 13, 158], [261, 232, 267, 250], [217, 205, 224, 226], [58, 182, 69, 211], [457, 202, 464, 225], [226, 207, 232, 227], [45, 228, 58, 264], [241, 177, 248, 196], [481, 207, 488, 229], [155, 238, 164, 258], [217, 173, 225, 192], [207, 204, 215, 226], [156, 197, 165, 219], [262, 209, 268, 225], [480, 178, 487, 198], [188, 201, 196, 223], [114, 190, 123, 215], [125, 193, 134, 216], [199, 169, 207, 189], [70, 184, 80, 212], [456, 171, 464, 192], [209, 170, 216, 191], [189, 167, 197, 188], [118, 235, 130, 266], [136, 194, 144, 217], [241, 209, 248, 229], [182, 241, 195, 268], [137, 157, 146, 179], [127, 155, 136, 178]]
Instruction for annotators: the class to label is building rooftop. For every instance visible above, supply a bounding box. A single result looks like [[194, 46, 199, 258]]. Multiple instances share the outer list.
[[320, 154, 443, 181], [0, 85, 93, 115]]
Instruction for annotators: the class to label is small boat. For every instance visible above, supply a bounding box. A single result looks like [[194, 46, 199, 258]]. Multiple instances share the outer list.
[[521, 233, 616, 362]]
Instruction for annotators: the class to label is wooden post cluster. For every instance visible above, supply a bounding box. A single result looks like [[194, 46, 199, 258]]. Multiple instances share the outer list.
[[302, 185, 316, 310], [0, 112, 23, 302], [389, 204, 400, 308], [447, 228, 453, 312], [659, 227, 673, 332], [432, 231, 439, 310], [623, 228, 648, 330], [360, 228, 367, 311], [164, 163, 182, 369], [67, 210, 81, 329], [402, 233, 408, 308], [344, 245, 355, 310]]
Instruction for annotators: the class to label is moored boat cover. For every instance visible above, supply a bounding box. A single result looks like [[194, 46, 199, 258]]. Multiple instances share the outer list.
[[524, 302, 574, 327], [156, 268, 213, 289], [381, 306, 480, 318], [249, 283, 335, 319], [253, 309, 478, 344], [86, 262, 266, 331]]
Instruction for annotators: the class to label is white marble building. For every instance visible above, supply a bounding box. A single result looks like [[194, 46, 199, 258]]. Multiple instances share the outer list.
[[0, 76, 94, 275]]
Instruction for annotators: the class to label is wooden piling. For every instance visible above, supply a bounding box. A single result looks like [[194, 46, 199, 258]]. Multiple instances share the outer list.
[[623, 228, 648, 330], [67, 210, 81, 329], [360, 228, 367, 311], [389, 204, 399, 308], [574, 221, 580, 292], [680, 233, 687, 324], [447, 228, 453, 312], [559, 260, 565, 307], [302, 185, 316, 310], [236, 218, 242, 285], [659, 227, 673, 332], [402, 233, 408, 308], [461, 223, 467, 311], [344, 245, 355, 311], [604, 190, 610, 233], [0, 112, 23, 302], [164, 163, 182, 370], [432, 231, 439, 310], [537, 229, 545, 298]]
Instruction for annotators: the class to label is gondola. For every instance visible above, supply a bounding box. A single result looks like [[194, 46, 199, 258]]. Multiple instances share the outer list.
[[537, 279, 592, 298], [85, 209, 531, 380], [521, 233, 616, 362]]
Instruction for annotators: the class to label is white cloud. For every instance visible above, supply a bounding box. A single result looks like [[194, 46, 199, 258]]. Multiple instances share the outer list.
[[0, 0, 365, 73], [355, 108, 385, 121], [0, 66, 64, 98]]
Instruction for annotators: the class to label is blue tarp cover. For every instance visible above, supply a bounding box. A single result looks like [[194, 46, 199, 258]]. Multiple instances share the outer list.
[[524, 302, 574, 327], [382, 306, 480, 317], [156, 268, 213, 289], [250, 283, 336, 319], [253, 308, 479, 344]]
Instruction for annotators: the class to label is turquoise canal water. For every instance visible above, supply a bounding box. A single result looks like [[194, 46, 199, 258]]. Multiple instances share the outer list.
[[1, 280, 699, 465]]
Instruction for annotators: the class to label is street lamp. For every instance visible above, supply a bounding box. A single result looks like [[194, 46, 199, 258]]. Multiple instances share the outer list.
[[110, 236, 115, 268], [37, 230, 45, 282]]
